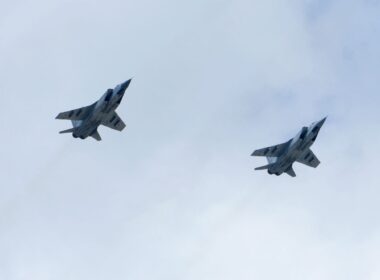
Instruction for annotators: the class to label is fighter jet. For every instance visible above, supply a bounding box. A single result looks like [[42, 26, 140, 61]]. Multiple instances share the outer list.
[[56, 79, 132, 141], [251, 117, 327, 177]]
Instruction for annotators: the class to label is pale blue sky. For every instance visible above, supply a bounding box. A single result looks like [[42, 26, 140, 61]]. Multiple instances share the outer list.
[[1, 1, 379, 279]]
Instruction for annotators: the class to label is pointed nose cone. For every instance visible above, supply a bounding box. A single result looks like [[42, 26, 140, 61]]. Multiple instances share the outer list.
[[122, 78, 132, 90], [318, 116, 327, 127], [116, 78, 132, 96], [309, 116, 327, 137]]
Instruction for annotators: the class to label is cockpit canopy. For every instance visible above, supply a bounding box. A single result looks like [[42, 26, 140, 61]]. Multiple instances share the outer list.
[[300, 127, 308, 140], [105, 89, 113, 102]]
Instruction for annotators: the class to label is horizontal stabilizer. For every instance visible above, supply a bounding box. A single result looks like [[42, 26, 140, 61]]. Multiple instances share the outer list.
[[255, 164, 271, 171], [59, 128, 74, 134]]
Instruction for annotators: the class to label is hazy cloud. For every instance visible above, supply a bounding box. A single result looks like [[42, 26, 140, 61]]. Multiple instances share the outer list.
[[1, 0, 379, 279]]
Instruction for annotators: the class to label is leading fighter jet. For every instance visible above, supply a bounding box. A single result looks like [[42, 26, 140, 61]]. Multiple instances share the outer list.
[[56, 79, 132, 141], [251, 117, 327, 177]]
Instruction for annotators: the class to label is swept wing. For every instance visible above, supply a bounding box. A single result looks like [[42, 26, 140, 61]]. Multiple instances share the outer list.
[[296, 149, 320, 168], [251, 141, 289, 157], [101, 112, 126, 131], [56, 103, 95, 120]]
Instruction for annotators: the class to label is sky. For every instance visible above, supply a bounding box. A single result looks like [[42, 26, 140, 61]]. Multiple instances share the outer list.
[[1, 0, 380, 279]]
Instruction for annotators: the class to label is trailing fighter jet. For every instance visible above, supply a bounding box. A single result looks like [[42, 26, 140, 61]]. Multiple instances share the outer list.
[[251, 117, 327, 177], [56, 79, 132, 141]]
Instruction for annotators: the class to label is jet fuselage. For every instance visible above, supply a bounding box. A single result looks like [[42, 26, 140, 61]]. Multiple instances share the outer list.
[[56, 79, 131, 141], [72, 80, 130, 139], [251, 117, 326, 177]]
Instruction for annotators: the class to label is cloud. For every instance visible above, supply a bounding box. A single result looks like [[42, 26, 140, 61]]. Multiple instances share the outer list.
[[0, 0, 379, 279]]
